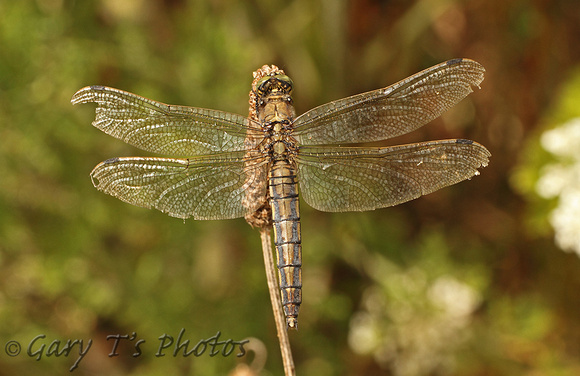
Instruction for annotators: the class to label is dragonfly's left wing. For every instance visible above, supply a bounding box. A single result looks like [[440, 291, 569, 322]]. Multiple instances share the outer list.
[[72, 86, 258, 156], [90, 152, 267, 220], [297, 139, 490, 212], [293, 59, 484, 145]]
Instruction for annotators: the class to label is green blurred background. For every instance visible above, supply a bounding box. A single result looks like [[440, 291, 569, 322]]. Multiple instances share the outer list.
[[2, 0, 580, 375]]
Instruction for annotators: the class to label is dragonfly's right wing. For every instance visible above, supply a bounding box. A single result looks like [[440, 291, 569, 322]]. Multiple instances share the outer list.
[[297, 139, 490, 212], [293, 59, 484, 145], [90, 152, 267, 220], [72, 86, 259, 156]]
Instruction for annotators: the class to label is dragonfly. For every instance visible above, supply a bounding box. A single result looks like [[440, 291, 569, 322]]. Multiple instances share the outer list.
[[72, 58, 490, 329]]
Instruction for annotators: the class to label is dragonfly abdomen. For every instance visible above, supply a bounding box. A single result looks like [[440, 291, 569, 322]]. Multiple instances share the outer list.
[[269, 159, 302, 329]]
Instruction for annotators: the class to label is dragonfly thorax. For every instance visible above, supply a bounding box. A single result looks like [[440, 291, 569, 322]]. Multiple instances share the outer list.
[[257, 94, 295, 124], [257, 94, 297, 160]]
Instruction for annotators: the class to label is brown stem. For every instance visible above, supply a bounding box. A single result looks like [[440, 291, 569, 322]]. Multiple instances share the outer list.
[[259, 228, 295, 376]]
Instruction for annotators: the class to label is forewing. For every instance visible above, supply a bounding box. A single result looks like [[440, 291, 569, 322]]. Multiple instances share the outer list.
[[90, 152, 267, 220], [72, 86, 257, 156], [297, 140, 490, 212], [293, 59, 484, 145]]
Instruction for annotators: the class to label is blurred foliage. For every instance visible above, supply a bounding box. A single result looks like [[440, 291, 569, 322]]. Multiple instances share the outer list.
[[1, 0, 580, 375]]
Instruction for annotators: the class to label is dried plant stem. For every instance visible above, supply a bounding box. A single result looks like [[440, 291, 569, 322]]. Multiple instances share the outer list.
[[259, 228, 295, 376]]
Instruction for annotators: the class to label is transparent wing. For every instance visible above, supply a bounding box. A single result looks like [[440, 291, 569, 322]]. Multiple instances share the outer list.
[[293, 59, 484, 145], [72, 86, 259, 156], [90, 152, 268, 220], [297, 139, 490, 212]]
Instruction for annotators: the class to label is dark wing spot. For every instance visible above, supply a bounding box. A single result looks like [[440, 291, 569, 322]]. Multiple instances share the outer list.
[[103, 157, 120, 164], [446, 58, 463, 66], [455, 139, 473, 145]]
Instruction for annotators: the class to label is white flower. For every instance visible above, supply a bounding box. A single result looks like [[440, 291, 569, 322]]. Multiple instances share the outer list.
[[536, 118, 580, 255]]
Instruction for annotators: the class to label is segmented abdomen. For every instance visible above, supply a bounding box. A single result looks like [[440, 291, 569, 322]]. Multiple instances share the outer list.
[[269, 159, 302, 329]]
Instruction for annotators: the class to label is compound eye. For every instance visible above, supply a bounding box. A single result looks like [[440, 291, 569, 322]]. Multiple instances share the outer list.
[[275, 74, 293, 85], [256, 76, 270, 89], [255, 76, 272, 96], [275, 74, 294, 93]]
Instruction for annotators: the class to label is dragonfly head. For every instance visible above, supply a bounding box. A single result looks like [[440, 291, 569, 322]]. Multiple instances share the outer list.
[[254, 74, 296, 124], [255, 74, 294, 98]]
